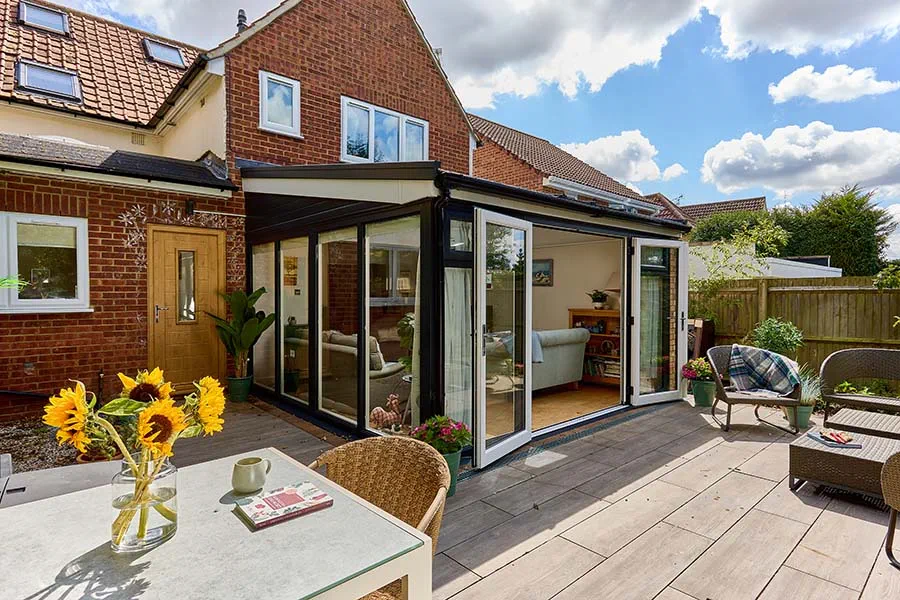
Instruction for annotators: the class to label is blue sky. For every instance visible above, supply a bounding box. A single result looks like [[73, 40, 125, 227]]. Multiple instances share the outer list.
[[61, 1, 900, 224]]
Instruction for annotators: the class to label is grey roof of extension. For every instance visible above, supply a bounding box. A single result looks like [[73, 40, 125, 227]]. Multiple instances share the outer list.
[[0, 133, 236, 190]]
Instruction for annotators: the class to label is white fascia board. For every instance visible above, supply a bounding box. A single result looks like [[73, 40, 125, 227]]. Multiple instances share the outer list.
[[0, 160, 232, 198], [241, 177, 440, 205], [543, 176, 661, 214]]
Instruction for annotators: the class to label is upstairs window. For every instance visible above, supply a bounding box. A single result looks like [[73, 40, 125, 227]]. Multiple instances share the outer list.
[[16, 61, 80, 101], [259, 70, 301, 138], [18, 1, 69, 35], [341, 96, 428, 164], [144, 39, 186, 68]]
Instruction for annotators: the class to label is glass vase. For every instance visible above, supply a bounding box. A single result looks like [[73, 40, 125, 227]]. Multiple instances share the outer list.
[[110, 453, 178, 552]]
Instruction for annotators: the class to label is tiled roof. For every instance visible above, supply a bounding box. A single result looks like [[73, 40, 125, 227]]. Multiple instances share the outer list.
[[643, 192, 688, 221], [679, 197, 768, 222], [0, 132, 237, 189], [469, 113, 646, 203], [0, 0, 203, 126]]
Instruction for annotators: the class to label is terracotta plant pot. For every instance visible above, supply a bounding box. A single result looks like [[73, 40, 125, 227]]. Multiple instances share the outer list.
[[691, 380, 716, 407]]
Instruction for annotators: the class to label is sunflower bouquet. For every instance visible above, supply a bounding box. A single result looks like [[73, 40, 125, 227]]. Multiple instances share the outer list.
[[43, 367, 226, 551]]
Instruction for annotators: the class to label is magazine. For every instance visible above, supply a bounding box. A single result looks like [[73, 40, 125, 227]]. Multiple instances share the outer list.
[[235, 481, 334, 529], [806, 431, 862, 449]]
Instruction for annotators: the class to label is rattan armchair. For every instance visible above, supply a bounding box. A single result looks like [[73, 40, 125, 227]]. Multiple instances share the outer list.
[[707, 346, 802, 434], [882, 452, 900, 569], [820, 348, 900, 425], [309, 436, 451, 600]]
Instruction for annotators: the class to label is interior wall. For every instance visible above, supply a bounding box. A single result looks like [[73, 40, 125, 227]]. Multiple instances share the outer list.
[[532, 228, 623, 331]]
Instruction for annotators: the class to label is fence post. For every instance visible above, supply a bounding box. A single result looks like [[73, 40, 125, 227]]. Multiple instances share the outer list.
[[758, 279, 768, 324]]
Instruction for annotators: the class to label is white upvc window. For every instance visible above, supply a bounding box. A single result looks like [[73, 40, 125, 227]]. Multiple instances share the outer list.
[[0, 212, 91, 314], [340, 96, 429, 164], [16, 60, 81, 102], [259, 70, 302, 138]]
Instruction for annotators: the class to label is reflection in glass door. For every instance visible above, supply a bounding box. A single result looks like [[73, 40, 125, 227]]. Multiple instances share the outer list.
[[475, 209, 532, 468], [630, 239, 688, 406]]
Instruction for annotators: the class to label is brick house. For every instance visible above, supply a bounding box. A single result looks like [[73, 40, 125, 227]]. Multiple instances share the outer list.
[[1, 0, 691, 470]]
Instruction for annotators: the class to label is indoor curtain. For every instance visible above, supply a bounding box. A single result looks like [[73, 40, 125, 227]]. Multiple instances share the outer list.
[[443, 267, 474, 429], [411, 255, 421, 426], [640, 274, 662, 394]]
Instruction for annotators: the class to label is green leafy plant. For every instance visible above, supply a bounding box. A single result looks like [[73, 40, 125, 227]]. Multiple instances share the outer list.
[[874, 264, 900, 289], [586, 289, 608, 303], [206, 288, 276, 378], [748, 317, 804, 357], [681, 358, 714, 381], [0, 276, 25, 289], [397, 312, 416, 372], [410, 415, 472, 455]]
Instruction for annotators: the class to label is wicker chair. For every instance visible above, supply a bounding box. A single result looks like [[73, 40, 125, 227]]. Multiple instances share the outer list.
[[309, 436, 451, 600], [820, 348, 900, 425], [706, 346, 802, 434], [882, 452, 900, 569]]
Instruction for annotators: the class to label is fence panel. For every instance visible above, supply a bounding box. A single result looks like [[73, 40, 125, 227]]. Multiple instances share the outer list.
[[690, 276, 900, 371]]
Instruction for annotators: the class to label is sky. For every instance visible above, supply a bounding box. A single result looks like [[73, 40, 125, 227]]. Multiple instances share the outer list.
[[58, 0, 900, 253]]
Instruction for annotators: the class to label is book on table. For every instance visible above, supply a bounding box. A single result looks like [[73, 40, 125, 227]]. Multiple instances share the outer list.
[[806, 431, 862, 449], [235, 481, 334, 529]]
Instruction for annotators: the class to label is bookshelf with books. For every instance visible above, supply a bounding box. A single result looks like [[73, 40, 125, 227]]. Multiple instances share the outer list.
[[569, 308, 622, 387]]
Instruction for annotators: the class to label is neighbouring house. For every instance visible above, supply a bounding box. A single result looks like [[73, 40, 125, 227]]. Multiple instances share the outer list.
[[642, 192, 690, 222], [0, 0, 692, 469], [676, 196, 768, 225]]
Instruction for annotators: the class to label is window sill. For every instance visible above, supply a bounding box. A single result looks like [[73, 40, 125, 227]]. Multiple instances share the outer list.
[[258, 125, 304, 140], [0, 306, 94, 315]]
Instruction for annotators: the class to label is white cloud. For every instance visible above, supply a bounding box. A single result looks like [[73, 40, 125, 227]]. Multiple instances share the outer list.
[[701, 121, 900, 198], [704, 0, 900, 59], [769, 65, 900, 104], [885, 203, 900, 259], [662, 163, 688, 181], [56, 0, 900, 109], [560, 131, 686, 188]]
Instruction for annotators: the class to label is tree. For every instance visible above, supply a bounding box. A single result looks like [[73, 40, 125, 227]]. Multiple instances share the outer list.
[[688, 210, 770, 244]]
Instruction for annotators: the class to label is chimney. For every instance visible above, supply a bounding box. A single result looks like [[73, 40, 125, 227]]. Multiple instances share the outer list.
[[433, 47, 443, 64], [236, 9, 248, 32]]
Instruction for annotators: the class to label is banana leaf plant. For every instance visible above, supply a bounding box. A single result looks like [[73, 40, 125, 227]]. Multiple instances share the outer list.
[[206, 288, 275, 378]]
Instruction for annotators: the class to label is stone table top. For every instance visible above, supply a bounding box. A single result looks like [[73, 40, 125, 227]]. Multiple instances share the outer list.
[[0, 447, 424, 600]]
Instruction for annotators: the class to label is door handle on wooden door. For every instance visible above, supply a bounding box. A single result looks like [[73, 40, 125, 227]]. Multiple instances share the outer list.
[[155, 305, 169, 323]]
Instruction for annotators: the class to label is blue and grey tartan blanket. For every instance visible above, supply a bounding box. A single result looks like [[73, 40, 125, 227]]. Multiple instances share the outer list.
[[728, 344, 801, 396]]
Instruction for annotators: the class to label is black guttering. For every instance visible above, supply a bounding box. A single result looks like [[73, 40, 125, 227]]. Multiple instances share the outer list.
[[240, 161, 442, 181], [439, 172, 693, 233]]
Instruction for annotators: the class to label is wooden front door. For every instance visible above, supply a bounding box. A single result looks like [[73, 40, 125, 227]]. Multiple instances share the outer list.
[[148, 225, 226, 388]]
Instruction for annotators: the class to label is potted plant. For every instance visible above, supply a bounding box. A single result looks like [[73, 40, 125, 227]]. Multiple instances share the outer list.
[[788, 364, 820, 429], [207, 287, 275, 402], [682, 357, 716, 407], [747, 317, 804, 359], [410, 416, 471, 497], [586, 289, 608, 310]]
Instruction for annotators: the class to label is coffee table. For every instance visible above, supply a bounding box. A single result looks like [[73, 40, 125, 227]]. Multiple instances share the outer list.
[[790, 432, 900, 497]]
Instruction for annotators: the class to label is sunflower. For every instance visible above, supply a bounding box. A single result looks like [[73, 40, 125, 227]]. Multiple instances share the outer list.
[[43, 381, 91, 453], [136, 397, 187, 457], [196, 376, 226, 435], [118, 367, 173, 403]]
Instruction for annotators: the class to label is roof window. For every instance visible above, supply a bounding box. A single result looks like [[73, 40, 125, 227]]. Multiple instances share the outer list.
[[16, 61, 81, 101], [144, 39, 186, 68], [18, 1, 69, 35]]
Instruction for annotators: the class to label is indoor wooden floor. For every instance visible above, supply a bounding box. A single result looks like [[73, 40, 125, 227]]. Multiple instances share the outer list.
[[486, 384, 621, 437]]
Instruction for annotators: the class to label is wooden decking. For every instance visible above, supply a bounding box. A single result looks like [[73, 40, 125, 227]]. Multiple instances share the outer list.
[[434, 400, 900, 600], [173, 399, 344, 468]]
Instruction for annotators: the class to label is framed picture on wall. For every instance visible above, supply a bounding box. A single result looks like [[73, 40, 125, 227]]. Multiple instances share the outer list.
[[533, 259, 553, 286], [283, 256, 298, 286]]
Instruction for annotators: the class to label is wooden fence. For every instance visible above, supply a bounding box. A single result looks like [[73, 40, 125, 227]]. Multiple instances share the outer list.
[[690, 276, 900, 371]]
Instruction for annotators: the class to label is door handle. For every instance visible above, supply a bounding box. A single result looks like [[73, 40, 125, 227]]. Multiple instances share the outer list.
[[155, 305, 169, 323], [680, 311, 686, 331]]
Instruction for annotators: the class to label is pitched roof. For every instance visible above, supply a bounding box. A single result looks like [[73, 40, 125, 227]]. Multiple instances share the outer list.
[[469, 113, 646, 203], [0, 132, 236, 189], [678, 197, 768, 222], [643, 192, 688, 221], [0, 0, 203, 126]]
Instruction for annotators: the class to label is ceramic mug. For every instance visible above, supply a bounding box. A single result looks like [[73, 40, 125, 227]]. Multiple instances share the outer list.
[[232, 457, 271, 494]]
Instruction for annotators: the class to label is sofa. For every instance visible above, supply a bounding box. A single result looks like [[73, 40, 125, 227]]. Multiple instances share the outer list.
[[486, 328, 590, 391]]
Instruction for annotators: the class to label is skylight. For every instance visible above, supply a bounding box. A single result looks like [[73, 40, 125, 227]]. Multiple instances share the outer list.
[[16, 61, 80, 101], [144, 39, 186, 68], [18, 1, 69, 34]]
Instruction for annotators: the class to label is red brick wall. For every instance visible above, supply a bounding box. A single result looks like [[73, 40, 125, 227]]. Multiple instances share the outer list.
[[0, 173, 245, 404], [223, 0, 471, 175], [472, 139, 545, 192], [323, 241, 359, 335]]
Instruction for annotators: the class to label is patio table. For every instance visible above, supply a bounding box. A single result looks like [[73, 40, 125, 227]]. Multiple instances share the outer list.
[[0, 447, 431, 599], [790, 431, 900, 497]]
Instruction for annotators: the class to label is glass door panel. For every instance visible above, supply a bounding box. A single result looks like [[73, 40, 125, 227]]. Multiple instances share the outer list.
[[630, 239, 688, 406], [475, 209, 532, 468]]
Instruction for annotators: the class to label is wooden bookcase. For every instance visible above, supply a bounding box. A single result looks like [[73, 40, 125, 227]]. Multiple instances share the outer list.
[[569, 308, 622, 386]]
